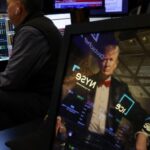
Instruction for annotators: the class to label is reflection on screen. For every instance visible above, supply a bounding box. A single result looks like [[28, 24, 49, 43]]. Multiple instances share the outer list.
[[0, 14, 14, 61], [53, 29, 150, 150]]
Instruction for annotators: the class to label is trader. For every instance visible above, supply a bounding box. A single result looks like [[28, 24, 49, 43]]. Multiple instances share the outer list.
[[0, 0, 62, 129]]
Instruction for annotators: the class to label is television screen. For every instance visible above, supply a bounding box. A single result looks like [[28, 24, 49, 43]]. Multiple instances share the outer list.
[[54, 0, 104, 9], [0, 14, 14, 61], [90, 0, 128, 16], [48, 14, 150, 150], [45, 13, 71, 36]]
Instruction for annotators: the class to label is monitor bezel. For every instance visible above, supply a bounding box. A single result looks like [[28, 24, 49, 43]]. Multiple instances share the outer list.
[[48, 14, 150, 149]]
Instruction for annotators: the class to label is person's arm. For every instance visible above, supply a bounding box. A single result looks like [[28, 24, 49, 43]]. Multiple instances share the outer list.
[[136, 132, 148, 150], [0, 26, 49, 90], [136, 118, 150, 150]]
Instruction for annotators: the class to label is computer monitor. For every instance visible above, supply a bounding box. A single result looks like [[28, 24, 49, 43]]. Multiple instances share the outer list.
[[45, 13, 71, 35], [0, 14, 14, 61], [54, 0, 104, 9], [90, 0, 128, 16], [48, 14, 150, 150]]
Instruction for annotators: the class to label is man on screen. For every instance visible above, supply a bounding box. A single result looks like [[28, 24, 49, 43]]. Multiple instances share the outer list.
[[58, 34, 150, 150], [87, 42, 150, 150]]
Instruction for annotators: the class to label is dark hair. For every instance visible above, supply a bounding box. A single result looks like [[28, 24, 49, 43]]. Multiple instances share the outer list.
[[20, 0, 43, 13]]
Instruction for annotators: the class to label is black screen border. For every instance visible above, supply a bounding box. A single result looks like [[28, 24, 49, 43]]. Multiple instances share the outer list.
[[48, 14, 150, 149]]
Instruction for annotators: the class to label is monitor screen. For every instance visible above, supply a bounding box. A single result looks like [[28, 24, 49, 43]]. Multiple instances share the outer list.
[[0, 14, 14, 61], [45, 13, 71, 36], [48, 14, 150, 150], [89, 16, 111, 22], [90, 0, 128, 16], [54, 0, 104, 9]]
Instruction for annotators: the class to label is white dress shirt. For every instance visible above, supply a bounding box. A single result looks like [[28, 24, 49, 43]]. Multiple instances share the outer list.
[[88, 78, 111, 134]]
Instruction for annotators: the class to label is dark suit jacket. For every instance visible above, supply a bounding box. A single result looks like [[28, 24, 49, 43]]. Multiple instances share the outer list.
[[60, 73, 148, 145]]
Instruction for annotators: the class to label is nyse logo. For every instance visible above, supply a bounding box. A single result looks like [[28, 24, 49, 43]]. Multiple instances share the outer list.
[[72, 64, 97, 89], [76, 72, 96, 89]]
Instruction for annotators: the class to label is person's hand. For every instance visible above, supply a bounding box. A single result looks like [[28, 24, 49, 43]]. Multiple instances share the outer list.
[[54, 116, 67, 149], [136, 132, 148, 150], [55, 116, 67, 136]]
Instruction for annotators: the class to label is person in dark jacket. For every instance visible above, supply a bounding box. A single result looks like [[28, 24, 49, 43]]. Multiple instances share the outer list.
[[59, 42, 150, 150], [0, 0, 62, 129]]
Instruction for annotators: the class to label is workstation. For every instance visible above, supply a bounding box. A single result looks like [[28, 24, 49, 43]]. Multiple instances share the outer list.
[[0, 0, 150, 150]]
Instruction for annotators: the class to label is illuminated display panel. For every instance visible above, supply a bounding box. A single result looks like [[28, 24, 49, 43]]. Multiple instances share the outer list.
[[89, 16, 111, 22], [0, 14, 14, 61], [90, 0, 128, 16], [48, 14, 150, 150], [54, 0, 104, 9]]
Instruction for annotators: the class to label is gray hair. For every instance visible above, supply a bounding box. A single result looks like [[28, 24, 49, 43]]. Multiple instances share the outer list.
[[104, 44, 120, 57]]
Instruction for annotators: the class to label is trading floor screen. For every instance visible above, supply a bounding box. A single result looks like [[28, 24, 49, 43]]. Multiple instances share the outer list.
[[0, 14, 14, 61]]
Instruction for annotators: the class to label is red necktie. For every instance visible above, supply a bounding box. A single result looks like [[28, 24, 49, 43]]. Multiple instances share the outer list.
[[98, 80, 111, 87]]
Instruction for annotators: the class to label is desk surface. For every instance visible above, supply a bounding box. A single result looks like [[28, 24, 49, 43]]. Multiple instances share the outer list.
[[0, 120, 42, 150]]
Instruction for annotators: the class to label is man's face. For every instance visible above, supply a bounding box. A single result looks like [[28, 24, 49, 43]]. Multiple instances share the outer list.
[[7, 0, 22, 26], [100, 45, 119, 78]]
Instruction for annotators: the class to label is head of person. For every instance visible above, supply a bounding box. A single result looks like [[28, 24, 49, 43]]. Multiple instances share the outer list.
[[7, 0, 43, 27], [98, 44, 120, 79]]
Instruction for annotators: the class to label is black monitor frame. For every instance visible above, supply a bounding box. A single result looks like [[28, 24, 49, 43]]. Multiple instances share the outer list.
[[48, 14, 150, 149]]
